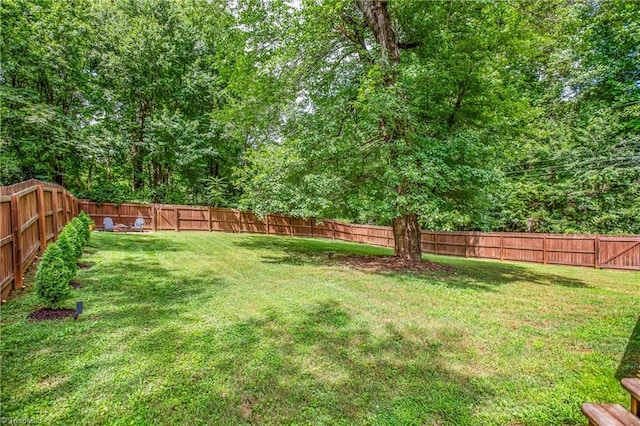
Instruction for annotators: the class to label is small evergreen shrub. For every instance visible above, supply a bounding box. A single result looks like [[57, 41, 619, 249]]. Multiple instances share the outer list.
[[78, 211, 94, 242], [36, 243, 73, 308], [63, 221, 83, 259], [71, 217, 89, 248], [56, 230, 78, 276]]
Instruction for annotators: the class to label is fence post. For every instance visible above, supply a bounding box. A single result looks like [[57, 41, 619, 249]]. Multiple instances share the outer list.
[[289, 216, 293, 236], [543, 235, 547, 264], [266, 215, 270, 235], [594, 235, 600, 269], [311, 218, 315, 238], [332, 221, 336, 239], [62, 191, 68, 224], [51, 190, 59, 239], [435, 232, 439, 255], [10, 194, 23, 290], [36, 185, 47, 252], [465, 233, 469, 258], [208, 207, 212, 232], [500, 234, 504, 261], [237, 210, 242, 233], [152, 205, 158, 232], [174, 207, 179, 232]]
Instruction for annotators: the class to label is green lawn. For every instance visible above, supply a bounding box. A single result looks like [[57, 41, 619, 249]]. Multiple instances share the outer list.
[[1, 231, 639, 425]]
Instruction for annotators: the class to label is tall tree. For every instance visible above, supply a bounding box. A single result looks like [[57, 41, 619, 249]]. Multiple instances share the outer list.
[[238, 0, 544, 259]]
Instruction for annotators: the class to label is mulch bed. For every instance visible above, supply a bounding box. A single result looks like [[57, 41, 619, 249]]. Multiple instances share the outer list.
[[28, 308, 75, 322], [69, 281, 84, 289], [337, 254, 454, 274]]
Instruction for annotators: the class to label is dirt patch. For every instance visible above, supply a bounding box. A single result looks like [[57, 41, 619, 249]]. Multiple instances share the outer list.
[[28, 308, 75, 322], [69, 281, 84, 289], [78, 263, 92, 269], [337, 254, 454, 274], [240, 395, 257, 420]]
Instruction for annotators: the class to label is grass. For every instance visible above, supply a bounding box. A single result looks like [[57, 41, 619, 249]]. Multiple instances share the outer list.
[[1, 231, 639, 425]]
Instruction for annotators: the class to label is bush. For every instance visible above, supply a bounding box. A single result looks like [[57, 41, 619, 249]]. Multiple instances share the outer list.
[[71, 217, 89, 248], [63, 221, 83, 259], [78, 211, 94, 242], [36, 243, 73, 308], [56, 230, 78, 276]]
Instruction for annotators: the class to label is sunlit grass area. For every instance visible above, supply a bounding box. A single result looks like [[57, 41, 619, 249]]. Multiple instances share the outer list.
[[1, 231, 639, 425]]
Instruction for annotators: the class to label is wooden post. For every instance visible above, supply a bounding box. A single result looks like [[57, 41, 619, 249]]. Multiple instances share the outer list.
[[465, 233, 469, 258], [594, 235, 600, 269], [543, 235, 547, 264], [62, 191, 68, 224], [434, 232, 439, 255], [36, 185, 47, 252], [266, 215, 270, 235], [152, 205, 158, 232], [332, 221, 336, 239], [289, 216, 293, 236], [500, 234, 504, 261], [174, 207, 179, 231], [237, 210, 242, 233], [311, 218, 315, 238], [51, 190, 59, 239], [11, 194, 23, 290], [208, 207, 212, 232]]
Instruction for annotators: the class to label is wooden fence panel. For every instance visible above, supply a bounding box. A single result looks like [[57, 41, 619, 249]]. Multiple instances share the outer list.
[[312, 220, 334, 239], [545, 236, 596, 267], [267, 214, 292, 236], [599, 237, 640, 270], [210, 208, 240, 232], [1, 180, 77, 300], [333, 222, 353, 242], [239, 211, 266, 234], [177, 207, 209, 231]]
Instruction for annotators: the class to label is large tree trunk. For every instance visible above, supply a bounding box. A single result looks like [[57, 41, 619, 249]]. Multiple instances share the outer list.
[[356, 1, 421, 260], [393, 213, 421, 261]]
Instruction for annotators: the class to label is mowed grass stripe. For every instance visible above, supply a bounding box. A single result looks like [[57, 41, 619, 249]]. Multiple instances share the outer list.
[[1, 231, 638, 425]]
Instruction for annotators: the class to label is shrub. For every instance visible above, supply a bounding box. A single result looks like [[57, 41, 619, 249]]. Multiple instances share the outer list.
[[78, 211, 94, 242], [63, 221, 83, 259], [71, 217, 89, 248], [36, 243, 73, 308], [56, 230, 78, 276]]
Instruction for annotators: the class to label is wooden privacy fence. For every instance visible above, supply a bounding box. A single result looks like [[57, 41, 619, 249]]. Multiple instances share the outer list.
[[1, 178, 638, 301], [1, 180, 78, 299], [80, 201, 640, 271]]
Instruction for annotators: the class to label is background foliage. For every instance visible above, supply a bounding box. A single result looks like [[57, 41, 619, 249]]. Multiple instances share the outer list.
[[1, 0, 638, 233]]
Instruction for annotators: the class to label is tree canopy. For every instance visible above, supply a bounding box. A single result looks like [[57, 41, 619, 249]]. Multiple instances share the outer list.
[[1, 0, 638, 248]]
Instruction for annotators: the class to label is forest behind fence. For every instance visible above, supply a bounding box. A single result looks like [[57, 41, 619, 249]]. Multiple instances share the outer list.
[[2, 179, 639, 300]]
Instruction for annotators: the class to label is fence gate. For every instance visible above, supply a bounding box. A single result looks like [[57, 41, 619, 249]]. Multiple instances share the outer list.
[[157, 207, 177, 231], [599, 237, 640, 270]]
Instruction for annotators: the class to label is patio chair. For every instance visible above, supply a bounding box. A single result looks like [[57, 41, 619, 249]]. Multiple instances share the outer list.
[[103, 217, 114, 232], [132, 217, 144, 232]]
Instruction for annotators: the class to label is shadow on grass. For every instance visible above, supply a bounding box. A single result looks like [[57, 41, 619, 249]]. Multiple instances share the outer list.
[[85, 256, 226, 327], [616, 316, 640, 379], [206, 299, 492, 424], [234, 235, 588, 291]]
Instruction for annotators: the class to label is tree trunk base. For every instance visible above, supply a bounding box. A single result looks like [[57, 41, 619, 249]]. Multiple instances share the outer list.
[[393, 213, 421, 261]]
